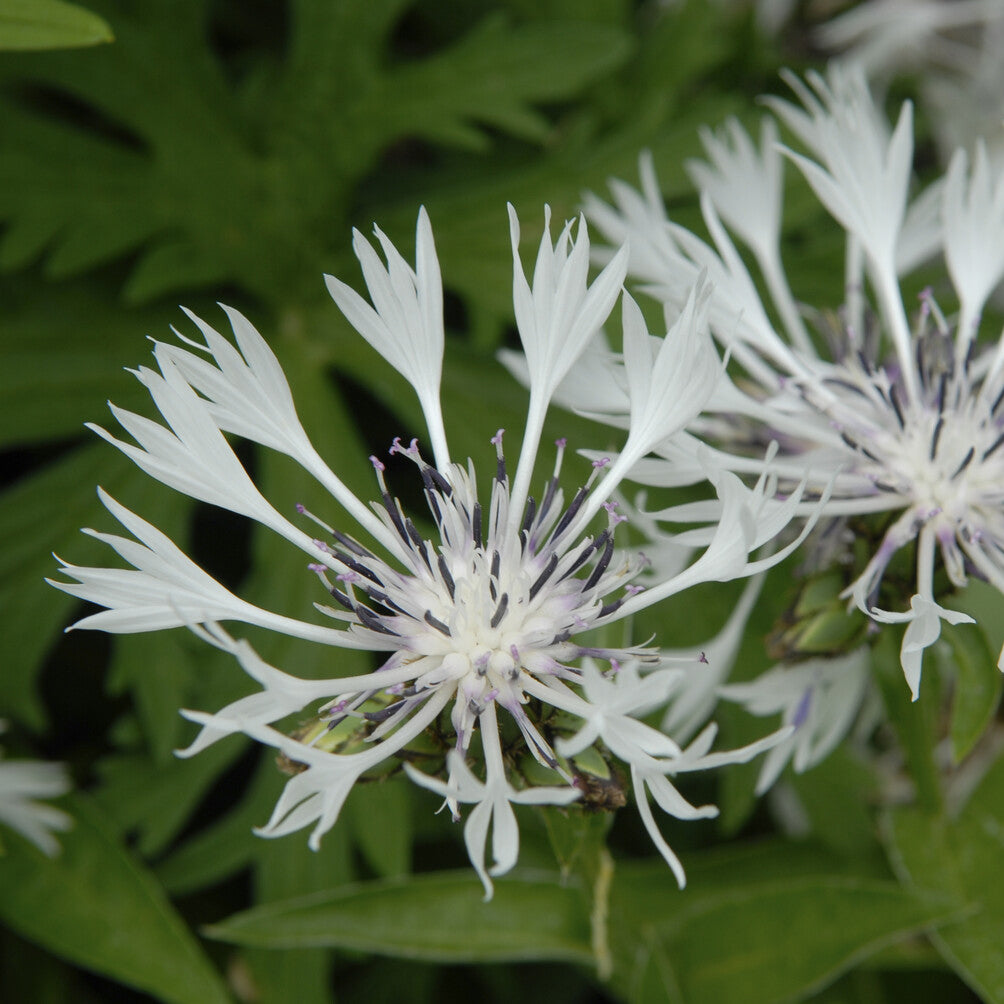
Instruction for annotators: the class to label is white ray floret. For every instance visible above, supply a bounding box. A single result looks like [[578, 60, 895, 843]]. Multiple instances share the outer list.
[[0, 724, 72, 857]]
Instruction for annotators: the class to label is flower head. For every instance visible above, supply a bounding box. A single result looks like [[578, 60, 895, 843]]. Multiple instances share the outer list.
[[51, 208, 802, 894], [582, 69, 1004, 698]]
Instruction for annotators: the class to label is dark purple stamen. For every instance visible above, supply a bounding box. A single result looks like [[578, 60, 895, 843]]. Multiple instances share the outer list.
[[490, 593, 509, 628], [528, 553, 559, 601], [550, 485, 588, 541], [332, 531, 372, 558], [357, 606, 399, 635], [888, 384, 905, 429], [437, 554, 455, 600], [982, 430, 1004, 461], [951, 446, 975, 479], [583, 534, 614, 591], [521, 497, 537, 534], [424, 611, 451, 636], [930, 416, 944, 461], [559, 531, 607, 581], [991, 383, 1004, 415], [364, 701, 405, 723], [472, 502, 482, 548]]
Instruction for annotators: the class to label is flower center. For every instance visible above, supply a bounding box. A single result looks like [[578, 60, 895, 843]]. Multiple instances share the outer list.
[[301, 432, 648, 765]]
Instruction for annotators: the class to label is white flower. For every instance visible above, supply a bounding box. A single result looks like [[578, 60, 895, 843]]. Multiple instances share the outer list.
[[720, 649, 872, 794], [0, 725, 71, 856], [583, 71, 1004, 698], [50, 207, 804, 894], [816, 1, 1004, 79]]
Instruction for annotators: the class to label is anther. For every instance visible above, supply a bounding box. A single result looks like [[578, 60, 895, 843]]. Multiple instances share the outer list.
[[356, 606, 399, 635], [437, 554, 455, 600], [490, 593, 509, 628], [982, 430, 1004, 461], [951, 446, 975, 479], [930, 415, 944, 461], [424, 610, 452, 636], [583, 534, 615, 591], [528, 553, 559, 601], [472, 502, 483, 548]]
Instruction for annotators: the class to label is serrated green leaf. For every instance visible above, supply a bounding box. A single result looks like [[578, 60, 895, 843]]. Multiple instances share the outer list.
[[0, 277, 177, 448], [206, 870, 593, 964], [883, 750, 1004, 1003], [0, 794, 229, 1004], [357, 17, 633, 151], [0, 0, 112, 50], [0, 4, 634, 307]]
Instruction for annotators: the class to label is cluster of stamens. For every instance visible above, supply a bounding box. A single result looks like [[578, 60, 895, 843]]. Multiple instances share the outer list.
[[294, 432, 651, 774], [786, 290, 1004, 608]]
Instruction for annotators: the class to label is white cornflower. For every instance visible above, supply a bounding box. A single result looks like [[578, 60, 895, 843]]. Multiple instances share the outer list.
[[50, 207, 805, 895], [582, 67, 1004, 699], [0, 724, 72, 856]]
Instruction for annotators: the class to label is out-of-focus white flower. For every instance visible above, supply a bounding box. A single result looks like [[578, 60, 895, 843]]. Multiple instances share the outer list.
[[0, 724, 71, 856], [50, 207, 803, 895], [582, 67, 1004, 699], [720, 649, 871, 794], [816, 1, 1004, 79], [817, 2, 1004, 167]]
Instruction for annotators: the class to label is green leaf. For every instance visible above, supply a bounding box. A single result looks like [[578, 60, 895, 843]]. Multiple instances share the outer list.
[[788, 747, 882, 861], [0, 794, 229, 1004], [883, 750, 1004, 1003], [206, 870, 593, 964], [611, 863, 960, 1004], [91, 735, 245, 857], [244, 822, 353, 1004], [0, 5, 632, 305], [0, 441, 188, 728], [873, 629, 943, 813], [0, 0, 112, 50], [155, 753, 276, 896], [940, 621, 1002, 764], [107, 632, 197, 763], [946, 582, 1004, 763], [346, 779, 412, 879]]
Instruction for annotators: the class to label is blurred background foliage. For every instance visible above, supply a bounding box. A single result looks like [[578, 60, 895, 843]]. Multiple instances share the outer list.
[[0, 1, 1000, 1002]]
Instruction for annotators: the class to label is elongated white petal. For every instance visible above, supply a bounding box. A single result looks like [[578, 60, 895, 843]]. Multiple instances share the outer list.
[[325, 206, 448, 467]]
